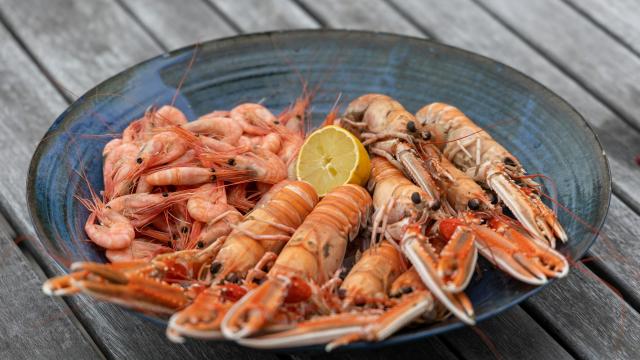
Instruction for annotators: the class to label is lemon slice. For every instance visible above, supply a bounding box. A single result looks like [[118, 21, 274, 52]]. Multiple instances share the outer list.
[[296, 125, 370, 196]]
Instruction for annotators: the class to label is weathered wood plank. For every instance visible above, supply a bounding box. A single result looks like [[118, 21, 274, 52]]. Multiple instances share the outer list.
[[591, 196, 640, 308], [0, 213, 103, 359], [212, 0, 318, 32], [390, 0, 640, 301], [0, 0, 159, 97], [564, 0, 640, 57], [445, 307, 573, 360], [479, 0, 640, 131], [0, 0, 276, 359], [120, 0, 236, 50], [296, 0, 422, 36], [524, 267, 640, 359], [291, 337, 458, 360]]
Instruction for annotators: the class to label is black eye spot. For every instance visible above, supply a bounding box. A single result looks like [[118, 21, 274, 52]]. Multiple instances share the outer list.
[[468, 198, 480, 210], [227, 158, 236, 166], [273, 120, 280, 125], [181, 226, 189, 234], [406, 121, 417, 133], [411, 192, 422, 204], [196, 241, 204, 248], [210, 175, 217, 182], [431, 199, 441, 211], [136, 157, 143, 164], [401, 286, 413, 294], [226, 273, 240, 284], [162, 192, 169, 197], [489, 192, 498, 204], [504, 157, 516, 166], [339, 268, 348, 280], [210, 262, 222, 274], [422, 131, 432, 141], [337, 288, 347, 299]]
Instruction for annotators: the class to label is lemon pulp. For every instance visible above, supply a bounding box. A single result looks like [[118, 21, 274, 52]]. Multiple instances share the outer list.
[[296, 125, 370, 196]]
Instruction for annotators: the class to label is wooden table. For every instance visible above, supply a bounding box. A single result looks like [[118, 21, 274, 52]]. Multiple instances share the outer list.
[[2, 1, 639, 359]]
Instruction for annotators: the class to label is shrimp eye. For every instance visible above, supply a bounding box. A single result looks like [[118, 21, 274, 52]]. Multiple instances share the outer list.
[[504, 157, 516, 166], [162, 192, 169, 197], [136, 157, 143, 164], [411, 192, 422, 204], [337, 288, 347, 299], [468, 198, 480, 210], [402, 286, 414, 294], [226, 273, 240, 284], [422, 131, 432, 141], [227, 158, 236, 166], [406, 121, 417, 133], [196, 241, 204, 248], [430, 199, 441, 211], [273, 120, 280, 125], [339, 268, 349, 280], [489, 192, 498, 204], [210, 261, 222, 274], [181, 226, 189, 233]]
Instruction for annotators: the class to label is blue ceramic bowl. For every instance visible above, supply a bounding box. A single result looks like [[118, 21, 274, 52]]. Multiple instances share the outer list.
[[27, 30, 610, 351]]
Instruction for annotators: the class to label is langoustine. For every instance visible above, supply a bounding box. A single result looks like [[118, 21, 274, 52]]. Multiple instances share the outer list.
[[220, 184, 372, 339]]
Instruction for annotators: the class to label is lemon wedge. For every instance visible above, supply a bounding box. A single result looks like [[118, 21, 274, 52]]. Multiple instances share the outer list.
[[296, 125, 370, 196]]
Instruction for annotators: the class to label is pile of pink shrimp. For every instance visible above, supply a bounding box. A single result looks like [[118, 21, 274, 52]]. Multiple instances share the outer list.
[[83, 98, 309, 263]]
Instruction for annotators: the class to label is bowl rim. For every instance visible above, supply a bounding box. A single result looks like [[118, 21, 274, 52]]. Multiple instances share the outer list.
[[26, 28, 612, 352]]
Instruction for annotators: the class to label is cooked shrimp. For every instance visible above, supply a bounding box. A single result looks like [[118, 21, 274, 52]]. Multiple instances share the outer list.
[[145, 167, 215, 186], [187, 183, 229, 223], [230, 103, 276, 136], [84, 209, 135, 250], [106, 239, 173, 263], [137, 131, 188, 169], [181, 114, 243, 145]]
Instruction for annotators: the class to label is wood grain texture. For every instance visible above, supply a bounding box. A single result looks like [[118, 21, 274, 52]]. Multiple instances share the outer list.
[[0, 214, 103, 359], [591, 196, 640, 308], [212, 0, 318, 32], [120, 0, 236, 50], [296, 0, 422, 36], [445, 307, 572, 360], [0, 22, 67, 231], [0, 0, 160, 97], [390, 0, 640, 217], [479, 0, 640, 131], [564, 0, 640, 56], [291, 337, 458, 360], [524, 268, 640, 359]]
